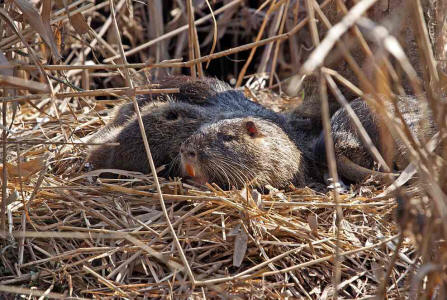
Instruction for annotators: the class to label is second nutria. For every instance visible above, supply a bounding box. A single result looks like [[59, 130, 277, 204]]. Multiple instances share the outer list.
[[180, 117, 306, 189], [102, 76, 232, 129], [87, 101, 212, 176], [313, 95, 436, 182]]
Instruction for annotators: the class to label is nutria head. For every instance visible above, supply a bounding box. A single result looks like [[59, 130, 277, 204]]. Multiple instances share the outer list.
[[180, 117, 305, 189]]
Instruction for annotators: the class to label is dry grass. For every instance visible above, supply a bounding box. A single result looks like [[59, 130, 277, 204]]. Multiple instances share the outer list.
[[0, 0, 446, 298]]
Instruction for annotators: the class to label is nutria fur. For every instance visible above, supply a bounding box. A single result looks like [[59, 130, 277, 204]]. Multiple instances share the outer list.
[[313, 96, 436, 182], [180, 117, 305, 189], [101, 76, 286, 129]]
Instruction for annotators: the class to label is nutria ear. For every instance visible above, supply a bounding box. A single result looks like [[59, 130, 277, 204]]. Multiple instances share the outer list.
[[245, 120, 259, 138]]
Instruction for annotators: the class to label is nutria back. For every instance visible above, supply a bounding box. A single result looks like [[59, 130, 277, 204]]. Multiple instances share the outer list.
[[104, 76, 286, 130], [103, 76, 232, 129], [179, 117, 305, 189]]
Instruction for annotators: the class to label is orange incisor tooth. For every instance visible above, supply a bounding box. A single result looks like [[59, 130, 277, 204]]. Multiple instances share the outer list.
[[185, 164, 196, 177]]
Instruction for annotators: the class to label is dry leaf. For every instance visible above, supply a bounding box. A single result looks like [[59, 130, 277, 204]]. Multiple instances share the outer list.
[[0, 74, 49, 92], [13, 0, 61, 61], [341, 220, 362, 247], [54, 22, 62, 54], [0, 156, 45, 178], [69, 13, 90, 35], [307, 214, 319, 236], [233, 227, 248, 267], [0, 52, 13, 77]]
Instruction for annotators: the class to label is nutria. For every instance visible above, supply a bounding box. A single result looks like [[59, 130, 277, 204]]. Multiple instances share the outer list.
[[313, 95, 436, 183], [287, 0, 432, 127], [101, 76, 286, 129], [103, 76, 232, 129], [87, 101, 212, 176], [87, 77, 297, 182], [180, 117, 306, 189]]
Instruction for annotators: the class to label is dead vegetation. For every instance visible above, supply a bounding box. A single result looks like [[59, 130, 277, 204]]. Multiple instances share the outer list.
[[0, 0, 446, 298]]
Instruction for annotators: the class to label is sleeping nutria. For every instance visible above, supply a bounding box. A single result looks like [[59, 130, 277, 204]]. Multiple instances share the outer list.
[[87, 77, 306, 187], [180, 117, 306, 189], [101, 76, 232, 129], [87, 101, 212, 176]]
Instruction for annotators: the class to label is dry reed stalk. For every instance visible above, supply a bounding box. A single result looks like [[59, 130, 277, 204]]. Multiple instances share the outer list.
[[236, 0, 276, 87], [112, 0, 196, 285]]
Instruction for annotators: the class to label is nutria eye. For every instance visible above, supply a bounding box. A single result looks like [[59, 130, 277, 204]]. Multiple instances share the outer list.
[[165, 111, 179, 120], [222, 135, 235, 142]]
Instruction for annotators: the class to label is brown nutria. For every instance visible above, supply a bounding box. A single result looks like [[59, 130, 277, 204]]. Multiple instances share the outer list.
[[103, 76, 232, 129], [179, 117, 306, 189], [287, 0, 433, 128], [87, 101, 212, 177], [87, 77, 295, 181], [313, 95, 436, 183], [101, 76, 287, 130]]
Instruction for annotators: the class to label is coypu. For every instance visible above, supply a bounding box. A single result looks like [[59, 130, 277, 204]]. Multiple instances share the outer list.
[[87, 101, 212, 176], [87, 76, 300, 184], [102, 76, 232, 129], [180, 117, 306, 189], [287, 0, 433, 129], [313, 96, 436, 183], [101, 76, 285, 130]]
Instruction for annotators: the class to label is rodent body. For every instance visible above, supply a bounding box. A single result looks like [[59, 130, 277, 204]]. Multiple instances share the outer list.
[[102, 76, 232, 129], [87, 76, 306, 188], [101, 76, 285, 130], [87, 101, 212, 176], [313, 96, 436, 182], [180, 117, 305, 189]]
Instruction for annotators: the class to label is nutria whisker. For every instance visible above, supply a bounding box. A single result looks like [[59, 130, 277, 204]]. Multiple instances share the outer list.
[[211, 153, 255, 176], [220, 161, 254, 188], [210, 157, 255, 188], [167, 153, 181, 177], [207, 160, 232, 188], [209, 160, 238, 188], [211, 158, 249, 188]]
